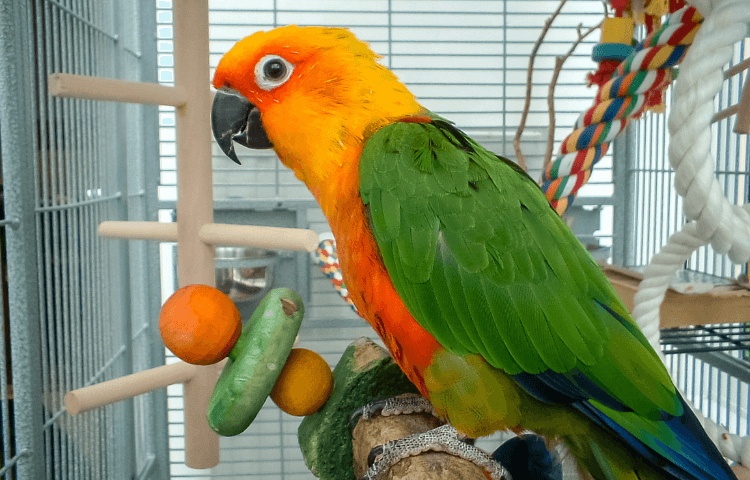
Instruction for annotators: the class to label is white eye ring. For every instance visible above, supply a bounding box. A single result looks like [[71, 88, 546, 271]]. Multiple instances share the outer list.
[[254, 55, 294, 91]]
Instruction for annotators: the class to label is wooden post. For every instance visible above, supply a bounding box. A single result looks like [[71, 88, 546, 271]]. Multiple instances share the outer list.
[[172, 0, 221, 469]]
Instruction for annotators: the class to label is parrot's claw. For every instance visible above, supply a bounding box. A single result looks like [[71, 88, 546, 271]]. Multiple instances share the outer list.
[[351, 395, 507, 478], [348, 393, 438, 433], [358, 424, 511, 480]]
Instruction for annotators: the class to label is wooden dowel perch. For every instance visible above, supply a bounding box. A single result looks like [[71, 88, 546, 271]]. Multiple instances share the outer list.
[[712, 103, 741, 125], [99, 221, 179, 241], [714, 56, 750, 134], [724, 58, 750, 79], [733, 465, 750, 480], [734, 73, 750, 134], [99, 220, 320, 252], [48, 73, 187, 106], [64, 361, 203, 415], [197, 222, 319, 252]]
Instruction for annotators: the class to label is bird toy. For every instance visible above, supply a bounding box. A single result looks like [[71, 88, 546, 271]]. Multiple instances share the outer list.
[[316, 238, 358, 314], [542, 4, 702, 215], [159, 285, 334, 436]]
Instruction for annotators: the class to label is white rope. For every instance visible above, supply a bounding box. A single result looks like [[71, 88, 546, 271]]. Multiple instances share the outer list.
[[633, 0, 750, 464]]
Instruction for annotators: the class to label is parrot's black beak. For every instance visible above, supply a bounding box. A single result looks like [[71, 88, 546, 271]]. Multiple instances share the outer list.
[[211, 87, 272, 165]]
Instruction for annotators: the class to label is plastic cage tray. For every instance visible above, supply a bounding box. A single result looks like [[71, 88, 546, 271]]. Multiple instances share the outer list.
[[660, 323, 750, 355]]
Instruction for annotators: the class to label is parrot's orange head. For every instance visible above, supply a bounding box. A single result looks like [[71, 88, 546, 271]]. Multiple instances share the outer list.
[[211, 26, 422, 198]]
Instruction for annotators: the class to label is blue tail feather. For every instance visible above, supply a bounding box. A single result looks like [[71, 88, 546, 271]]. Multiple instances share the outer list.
[[575, 393, 737, 480]]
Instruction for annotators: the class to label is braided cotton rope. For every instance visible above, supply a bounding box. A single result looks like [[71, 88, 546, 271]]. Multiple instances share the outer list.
[[541, 5, 702, 215], [315, 238, 358, 314], [633, 0, 750, 464]]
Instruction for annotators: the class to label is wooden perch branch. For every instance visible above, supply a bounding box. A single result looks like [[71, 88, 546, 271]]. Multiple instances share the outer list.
[[299, 338, 495, 480], [515, 0, 607, 175], [352, 414, 488, 479], [543, 21, 603, 174], [513, 0, 569, 172]]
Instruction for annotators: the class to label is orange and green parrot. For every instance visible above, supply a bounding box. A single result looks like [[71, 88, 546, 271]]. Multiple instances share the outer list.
[[210, 26, 737, 480]]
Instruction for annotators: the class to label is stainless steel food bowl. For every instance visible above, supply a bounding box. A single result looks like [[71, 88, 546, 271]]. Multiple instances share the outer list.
[[215, 247, 277, 311]]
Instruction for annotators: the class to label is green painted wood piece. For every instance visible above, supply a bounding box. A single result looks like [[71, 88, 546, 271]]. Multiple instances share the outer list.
[[207, 288, 304, 436], [298, 337, 419, 480]]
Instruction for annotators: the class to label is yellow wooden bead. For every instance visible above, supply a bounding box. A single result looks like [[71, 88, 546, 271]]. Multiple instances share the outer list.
[[270, 348, 334, 416], [601, 16, 635, 45]]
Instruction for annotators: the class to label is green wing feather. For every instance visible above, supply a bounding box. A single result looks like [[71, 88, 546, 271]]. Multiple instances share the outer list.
[[359, 115, 680, 420]]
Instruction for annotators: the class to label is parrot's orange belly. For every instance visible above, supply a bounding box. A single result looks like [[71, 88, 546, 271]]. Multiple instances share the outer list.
[[328, 193, 442, 397]]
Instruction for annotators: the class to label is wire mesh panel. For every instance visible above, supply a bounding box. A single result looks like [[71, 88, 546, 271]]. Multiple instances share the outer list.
[[619, 39, 750, 278], [0, 1, 45, 477], [686, 40, 750, 280], [666, 350, 750, 438], [34, 2, 123, 477], [0, 0, 165, 479], [0, 241, 18, 478], [662, 324, 750, 355]]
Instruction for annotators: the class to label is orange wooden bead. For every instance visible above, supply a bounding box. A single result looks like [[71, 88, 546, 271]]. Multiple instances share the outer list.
[[159, 284, 241, 365]]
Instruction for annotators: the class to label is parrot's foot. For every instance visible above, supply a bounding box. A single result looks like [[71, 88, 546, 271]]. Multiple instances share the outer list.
[[359, 424, 510, 480], [348, 393, 438, 432]]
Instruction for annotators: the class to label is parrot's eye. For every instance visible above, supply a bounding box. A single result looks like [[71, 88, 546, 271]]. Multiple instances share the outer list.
[[264, 59, 285, 79], [255, 55, 294, 91]]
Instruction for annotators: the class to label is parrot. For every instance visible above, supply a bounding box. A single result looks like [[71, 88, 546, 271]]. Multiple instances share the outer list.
[[210, 25, 738, 480]]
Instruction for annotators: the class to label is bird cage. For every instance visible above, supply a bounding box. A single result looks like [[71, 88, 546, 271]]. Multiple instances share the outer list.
[[0, 1, 749, 479]]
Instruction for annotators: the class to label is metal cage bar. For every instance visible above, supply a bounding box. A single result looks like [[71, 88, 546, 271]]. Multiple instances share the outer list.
[[0, 0, 47, 478], [0, 0, 169, 478], [47, 0, 319, 471]]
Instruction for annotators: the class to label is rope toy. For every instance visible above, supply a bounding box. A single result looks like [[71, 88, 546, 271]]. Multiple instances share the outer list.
[[589, 1, 688, 87], [541, 4, 702, 215], [633, 0, 750, 464], [316, 237, 358, 314], [588, 1, 636, 88]]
